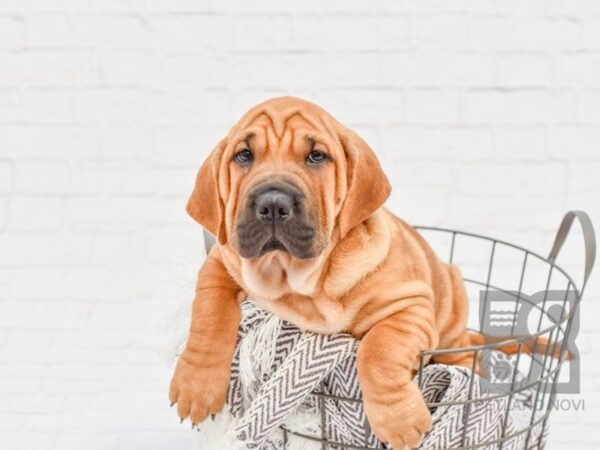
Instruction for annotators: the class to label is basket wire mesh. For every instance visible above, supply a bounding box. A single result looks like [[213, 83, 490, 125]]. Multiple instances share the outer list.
[[275, 211, 596, 450]]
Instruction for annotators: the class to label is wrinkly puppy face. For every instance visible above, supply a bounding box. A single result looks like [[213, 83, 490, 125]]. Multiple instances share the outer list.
[[187, 97, 391, 261], [231, 112, 339, 259]]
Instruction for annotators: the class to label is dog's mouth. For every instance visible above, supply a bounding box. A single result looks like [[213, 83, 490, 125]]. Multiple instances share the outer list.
[[261, 238, 288, 253], [236, 223, 319, 259]]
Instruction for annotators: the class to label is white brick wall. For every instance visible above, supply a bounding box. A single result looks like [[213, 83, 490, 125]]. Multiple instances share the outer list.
[[0, 1, 599, 449]]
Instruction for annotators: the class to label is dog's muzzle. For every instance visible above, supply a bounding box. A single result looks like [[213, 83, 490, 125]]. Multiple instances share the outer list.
[[236, 181, 318, 259]]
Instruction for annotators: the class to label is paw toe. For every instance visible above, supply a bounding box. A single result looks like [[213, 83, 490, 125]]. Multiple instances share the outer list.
[[176, 393, 191, 419], [189, 401, 208, 424]]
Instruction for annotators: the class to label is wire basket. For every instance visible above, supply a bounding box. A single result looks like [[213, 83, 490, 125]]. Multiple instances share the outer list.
[[277, 211, 596, 450]]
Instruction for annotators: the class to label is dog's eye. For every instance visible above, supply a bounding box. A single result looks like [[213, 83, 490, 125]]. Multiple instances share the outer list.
[[307, 150, 328, 165], [234, 149, 253, 165]]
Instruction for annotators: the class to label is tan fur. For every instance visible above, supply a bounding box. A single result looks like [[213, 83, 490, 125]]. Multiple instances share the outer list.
[[170, 97, 474, 449]]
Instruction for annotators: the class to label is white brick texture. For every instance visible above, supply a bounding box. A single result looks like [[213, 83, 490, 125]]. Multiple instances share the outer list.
[[0, 1, 599, 449]]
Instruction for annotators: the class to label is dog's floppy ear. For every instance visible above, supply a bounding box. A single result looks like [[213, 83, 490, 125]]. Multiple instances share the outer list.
[[338, 129, 391, 238], [187, 139, 228, 245]]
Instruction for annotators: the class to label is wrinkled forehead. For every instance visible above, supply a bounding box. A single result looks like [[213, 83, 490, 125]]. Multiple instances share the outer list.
[[228, 106, 339, 153]]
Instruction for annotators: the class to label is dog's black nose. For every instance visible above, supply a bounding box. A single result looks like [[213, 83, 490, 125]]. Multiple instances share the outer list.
[[255, 189, 294, 222]]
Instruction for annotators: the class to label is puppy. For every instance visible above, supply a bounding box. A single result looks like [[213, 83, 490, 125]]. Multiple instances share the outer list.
[[169, 96, 475, 449]]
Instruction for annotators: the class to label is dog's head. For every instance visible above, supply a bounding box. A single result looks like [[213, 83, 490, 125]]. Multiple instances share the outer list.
[[187, 96, 391, 260]]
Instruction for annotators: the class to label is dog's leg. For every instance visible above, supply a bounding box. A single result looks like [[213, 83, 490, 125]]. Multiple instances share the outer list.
[[432, 264, 478, 370], [169, 249, 242, 425], [356, 298, 437, 449]]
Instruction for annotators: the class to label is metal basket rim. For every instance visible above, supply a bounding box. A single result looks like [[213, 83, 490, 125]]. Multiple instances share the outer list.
[[414, 225, 581, 295]]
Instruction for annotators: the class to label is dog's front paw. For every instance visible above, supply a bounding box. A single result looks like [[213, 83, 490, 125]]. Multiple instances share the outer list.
[[364, 382, 432, 449], [169, 350, 230, 425]]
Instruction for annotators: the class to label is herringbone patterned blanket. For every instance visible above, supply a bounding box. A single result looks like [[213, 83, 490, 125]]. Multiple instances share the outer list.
[[193, 301, 546, 450]]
